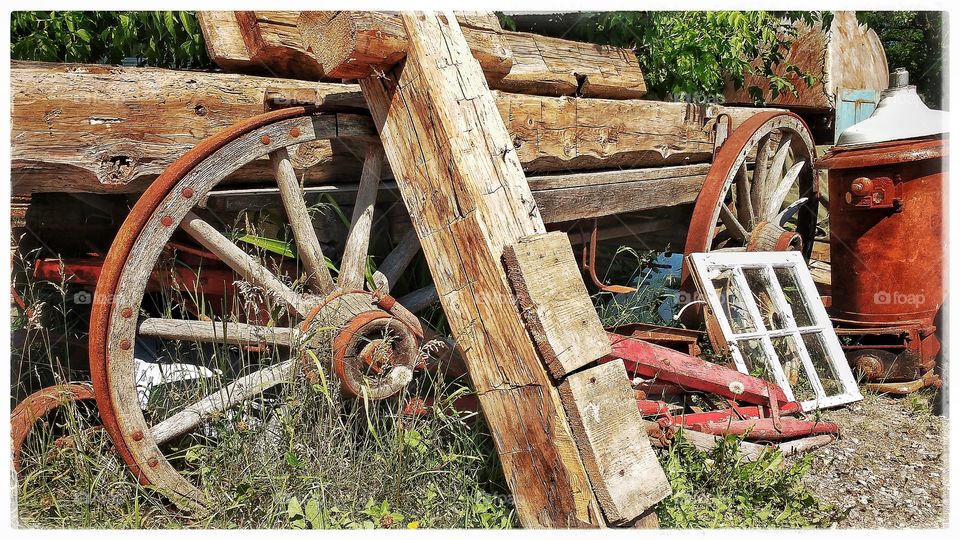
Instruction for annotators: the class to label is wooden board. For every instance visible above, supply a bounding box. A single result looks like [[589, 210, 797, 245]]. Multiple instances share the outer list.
[[504, 232, 611, 378], [357, 13, 611, 528], [528, 164, 709, 222], [495, 91, 777, 172], [722, 11, 888, 111], [558, 359, 671, 524]]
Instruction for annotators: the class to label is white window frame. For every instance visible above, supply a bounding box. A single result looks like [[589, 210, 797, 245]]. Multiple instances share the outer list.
[[688, 251, 862, 411]]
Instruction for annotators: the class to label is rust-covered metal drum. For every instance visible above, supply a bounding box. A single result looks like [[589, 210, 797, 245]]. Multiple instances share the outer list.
[[819, 136, 946, 326], [817, 69, 947, 385]]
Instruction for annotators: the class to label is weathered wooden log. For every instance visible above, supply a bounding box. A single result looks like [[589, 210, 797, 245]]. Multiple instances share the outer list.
[[196, 11, 328, 80], [358, 13, 612, 527], [12, 61, 773, 195], [495, 91, 769, 173], [297, 11, 514, 84], [10, 61, 368, 194], [497, 30, 647, 98], [722, 11, 888, 111], [296, 11, 646, 99]]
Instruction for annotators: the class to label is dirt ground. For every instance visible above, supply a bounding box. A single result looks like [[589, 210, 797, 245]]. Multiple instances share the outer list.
[[794, 391, 947, 528]]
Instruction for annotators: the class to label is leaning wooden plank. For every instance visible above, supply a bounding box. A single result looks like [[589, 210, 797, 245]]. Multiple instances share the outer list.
[[559, 359, 671, 524], [297, 11, 513, 83], [498, 31, 646, 98], [357, 13, 607, 527], [504, 231, 611, 378]]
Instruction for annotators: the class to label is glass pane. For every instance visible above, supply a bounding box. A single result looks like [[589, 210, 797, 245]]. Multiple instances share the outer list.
[[711, 270, 757, 334], [736, 338, 774, 383], [773, 266, 815, 327], [801, 332, 843, 396], [771, 335, 816, 402], [742, 266, 789, 330]]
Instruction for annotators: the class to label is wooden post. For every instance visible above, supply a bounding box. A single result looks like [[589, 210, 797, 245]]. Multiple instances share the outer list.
[[355, 12, 606, 527]]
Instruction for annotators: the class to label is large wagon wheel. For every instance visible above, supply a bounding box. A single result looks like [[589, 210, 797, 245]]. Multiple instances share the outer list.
[[89, 107, 431, 511], [682, 112, 819, 275]]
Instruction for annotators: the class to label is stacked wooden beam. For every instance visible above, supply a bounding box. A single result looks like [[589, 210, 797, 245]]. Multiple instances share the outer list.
[[197, 11, 647, 99], [11, 61, 768, 197]]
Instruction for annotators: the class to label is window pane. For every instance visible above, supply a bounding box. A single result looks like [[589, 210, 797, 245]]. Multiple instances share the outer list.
[[771, 335, 816, 402], [801, 332, 843, 395], [736, 338, 774, 383], [711, 271, 757, 334], [743, 266, 790, 330], [773, 266, 815, 327]]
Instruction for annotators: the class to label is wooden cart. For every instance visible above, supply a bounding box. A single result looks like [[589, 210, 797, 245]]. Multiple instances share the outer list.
[[11, 12, 831, 527]]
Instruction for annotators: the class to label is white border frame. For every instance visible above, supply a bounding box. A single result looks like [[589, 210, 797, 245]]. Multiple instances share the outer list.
[[688, 251, 863, 411]]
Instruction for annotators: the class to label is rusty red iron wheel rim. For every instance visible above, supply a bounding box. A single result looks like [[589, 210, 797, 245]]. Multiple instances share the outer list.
[[11, 383, 97, 474], [88, 107, 424, 511], [332, 310, 419, 399], [682, 112, 819, 285]]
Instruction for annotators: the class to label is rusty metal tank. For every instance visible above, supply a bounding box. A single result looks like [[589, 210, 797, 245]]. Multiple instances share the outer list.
[[817, 68, 947, 385]]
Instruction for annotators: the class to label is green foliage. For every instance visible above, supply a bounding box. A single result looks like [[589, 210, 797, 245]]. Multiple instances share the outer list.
[[857, 11, 945, 108], [10, 11, 211, 68], [527, 11, 823, 103], [656, 431, 844, 528]]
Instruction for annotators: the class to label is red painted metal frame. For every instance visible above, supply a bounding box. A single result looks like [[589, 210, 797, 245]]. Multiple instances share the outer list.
[[677, 416, 838, 441], [604, 332, 790, 407]]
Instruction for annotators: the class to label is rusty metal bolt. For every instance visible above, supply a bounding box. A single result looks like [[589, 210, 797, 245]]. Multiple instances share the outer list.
[[132, 430, 144, 442], [120, 307, 133, 319], [160, 216, 174, 227], [182, 187, 194, 199], [290, 127, 301, 138], [851, 177, 873, 196], [261, 135, 271, 145], [119, 339, 131, 351], [148, 457, 160, 468]]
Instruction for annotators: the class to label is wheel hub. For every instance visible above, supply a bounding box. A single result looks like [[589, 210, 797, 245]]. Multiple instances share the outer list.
[[746, 221, 804, 252]]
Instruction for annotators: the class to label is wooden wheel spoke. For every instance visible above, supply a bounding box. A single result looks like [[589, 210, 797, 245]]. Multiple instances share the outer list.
[[397, 285, 439, 314], [734, 162, 755, 229], [764, 161, 805, 219], [775, 197, 809, 226], [719, 204, 749, 243], [149, 358, 295, 445], [371, 228, 421, 293], [338, 145, 385, 290], [270, 147, 335, 294], [750, 134, 776, 216], [760, 134, 794, 214], [180, 211, 309, 317], [138, 318, 299, 348]]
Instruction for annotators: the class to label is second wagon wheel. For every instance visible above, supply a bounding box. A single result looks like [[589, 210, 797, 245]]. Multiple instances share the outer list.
[[679, 111, 819, 332], [88, 107, 433, 511], [682, 111, 819, 274]]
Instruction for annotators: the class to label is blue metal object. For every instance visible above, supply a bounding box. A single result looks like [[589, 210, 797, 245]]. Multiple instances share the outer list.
[[834, 88, 879, 142]]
